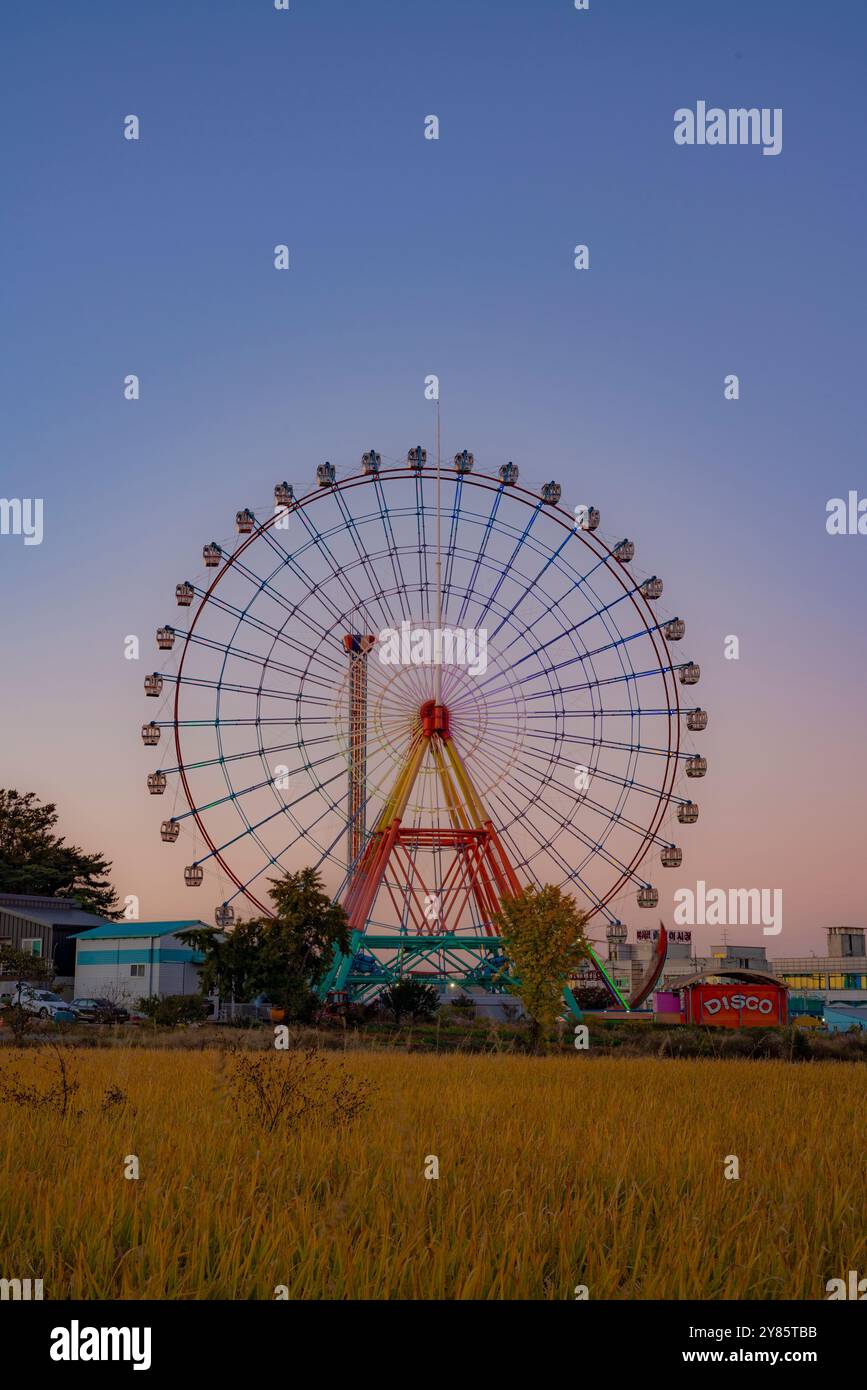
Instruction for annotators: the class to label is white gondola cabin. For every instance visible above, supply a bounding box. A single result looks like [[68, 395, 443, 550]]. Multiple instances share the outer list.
[[640, 576, 663, 600]]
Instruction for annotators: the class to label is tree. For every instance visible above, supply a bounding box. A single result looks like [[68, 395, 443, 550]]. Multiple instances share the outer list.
[[180, 867, 350, 1021], [492, 884, 590, 1047], [0, 943, 55, 987], [380, 977, 440, 1023], [0, 789, 122, 919]]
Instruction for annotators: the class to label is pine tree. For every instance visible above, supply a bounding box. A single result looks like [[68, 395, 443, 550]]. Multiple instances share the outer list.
[[0, 789, 122, 919]]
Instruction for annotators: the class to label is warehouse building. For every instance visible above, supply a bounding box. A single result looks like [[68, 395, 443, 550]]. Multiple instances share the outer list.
[[0, 893, 112, 988], [72, 921, 208, 1006]]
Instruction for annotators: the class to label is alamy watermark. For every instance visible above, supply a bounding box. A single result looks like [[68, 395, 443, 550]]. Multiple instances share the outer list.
[[49, 1321, 151, 1370], [673, 880, 783, 936], [0, 497, 43, 545], [378, 622, 488, 677], [1, 1277, 43, 1300], [674, 102, 782, 157], [826, 492, 867, 535]]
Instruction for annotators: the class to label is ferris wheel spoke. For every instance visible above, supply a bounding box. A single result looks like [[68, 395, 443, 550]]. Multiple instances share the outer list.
[[464, 497, 545, 631], [329, 484, 407, 633], [287, 495, 390, 634], [169, 673, 334, 705], [183, 746, 349, 830], [413, 472, 431, 624], [523, 706, 678, 719], [503, 738, 677, 845], [478, 661, 678, 709], [189, 586, 346, 679], [157, 732, 341, 777], [454, 485, 505, 628], [485, 526, 589, 643], [223, 546, 353, 651], [478, 624, 679, 704], [192, 760, 350, 869], [178, 629, 342, 687], [521, 723, 690, 761], [493, 763, 650, 888], [441, 473, 465, 617], [474, 585, 637, 693], [487, 787, 611, 914], [370, 473, 412, 625]]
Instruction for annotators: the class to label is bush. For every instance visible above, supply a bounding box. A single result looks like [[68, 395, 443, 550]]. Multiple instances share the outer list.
[[227, 1046, 370, 1132], [137, 994, 210, 1027], [449, 993, 476, 1019], [379, 978, 440, 1023]]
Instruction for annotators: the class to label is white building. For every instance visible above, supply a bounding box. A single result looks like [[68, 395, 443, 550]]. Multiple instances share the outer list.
[[771, 926, 867, 1008], [602, 923, 867, 1014], [72, 921, 208, 1005]]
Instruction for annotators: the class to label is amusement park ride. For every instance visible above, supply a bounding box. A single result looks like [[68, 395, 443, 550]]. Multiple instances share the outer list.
[[141, 430, 708, 1016]]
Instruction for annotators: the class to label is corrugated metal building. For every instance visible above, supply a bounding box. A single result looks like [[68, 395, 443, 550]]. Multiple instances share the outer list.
[[0, 893, 113, 982], [72, 921, 208, 1004]]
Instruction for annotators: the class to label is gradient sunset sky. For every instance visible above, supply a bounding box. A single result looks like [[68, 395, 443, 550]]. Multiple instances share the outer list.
[[2, 0, 865, 954]]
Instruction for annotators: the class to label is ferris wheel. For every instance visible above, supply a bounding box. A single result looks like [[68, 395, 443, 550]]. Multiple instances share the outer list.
[[140, 445, 707, 1001]]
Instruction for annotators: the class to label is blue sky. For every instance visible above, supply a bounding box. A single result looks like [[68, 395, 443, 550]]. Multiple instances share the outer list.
[[2, 0, 865, 947]]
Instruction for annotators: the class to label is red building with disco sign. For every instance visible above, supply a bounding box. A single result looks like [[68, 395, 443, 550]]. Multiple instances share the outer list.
[[678, 969, 788, 1028]]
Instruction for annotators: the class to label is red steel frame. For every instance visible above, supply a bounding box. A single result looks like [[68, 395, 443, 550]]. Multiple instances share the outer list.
[[342, 697, 522, 938]]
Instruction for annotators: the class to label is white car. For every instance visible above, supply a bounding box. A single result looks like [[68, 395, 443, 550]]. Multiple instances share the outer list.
[[18, 989, 80, 1020]]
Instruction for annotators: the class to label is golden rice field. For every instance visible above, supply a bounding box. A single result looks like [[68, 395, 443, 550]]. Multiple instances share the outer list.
[[0, 1047, 863, 1300]]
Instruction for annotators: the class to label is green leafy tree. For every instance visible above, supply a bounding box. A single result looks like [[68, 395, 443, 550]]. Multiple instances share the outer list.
[[493, 884, 590, 1046], [0, 789, 122, 919], [180, 867, 350, 1020], [0, 943, 55, 986], [380, 977, 440, 1023]]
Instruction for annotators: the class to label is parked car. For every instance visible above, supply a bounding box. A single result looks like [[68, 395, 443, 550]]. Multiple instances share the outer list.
[[18, 988, 81, 1020], [70, 997, 130, 1024]]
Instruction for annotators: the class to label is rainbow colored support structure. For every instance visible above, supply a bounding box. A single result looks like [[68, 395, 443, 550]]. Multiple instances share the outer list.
[[323, 697, 525, 999]]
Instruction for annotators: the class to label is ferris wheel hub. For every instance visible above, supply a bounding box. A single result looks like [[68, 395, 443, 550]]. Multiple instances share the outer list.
[[419, 700, 450, 739]]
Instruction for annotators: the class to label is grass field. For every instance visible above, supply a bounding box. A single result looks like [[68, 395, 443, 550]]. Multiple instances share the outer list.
[[1, 1047, 863, 1300]]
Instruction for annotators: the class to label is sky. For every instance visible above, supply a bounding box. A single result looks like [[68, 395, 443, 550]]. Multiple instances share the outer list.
[[2, 0, 866, 956]]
